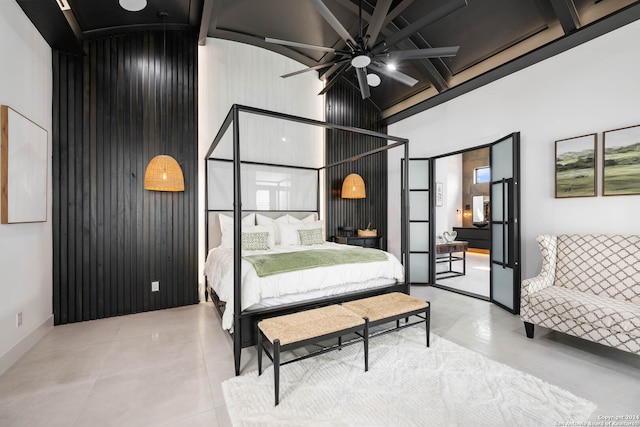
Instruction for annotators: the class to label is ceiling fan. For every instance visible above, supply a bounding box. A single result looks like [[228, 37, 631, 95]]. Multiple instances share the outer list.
[[266, 0, 467, 99]]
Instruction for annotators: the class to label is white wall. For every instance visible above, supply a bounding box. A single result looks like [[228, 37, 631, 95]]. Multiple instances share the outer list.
[[0, 1, 53, 374], [435, 154, 462, 237], [389, 19, 640, 280], [198, 39, 324, 298]]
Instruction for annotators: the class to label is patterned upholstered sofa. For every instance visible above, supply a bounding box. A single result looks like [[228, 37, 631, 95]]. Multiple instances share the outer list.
[[520, 234, 640, 355]]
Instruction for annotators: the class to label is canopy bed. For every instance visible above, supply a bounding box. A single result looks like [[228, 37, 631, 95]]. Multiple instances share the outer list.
[[204, 105, 410, 375]]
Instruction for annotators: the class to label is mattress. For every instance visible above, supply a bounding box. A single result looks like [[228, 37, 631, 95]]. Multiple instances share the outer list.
[[204, 242, 405, 330]]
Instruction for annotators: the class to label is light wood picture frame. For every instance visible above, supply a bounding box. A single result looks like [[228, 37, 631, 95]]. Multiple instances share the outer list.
[[554, 133, 597, 198], [602, 124, 640, 196], [1, 105, 48, 223]]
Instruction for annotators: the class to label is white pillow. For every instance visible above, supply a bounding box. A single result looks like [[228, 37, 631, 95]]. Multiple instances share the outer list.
[[286, 213, 317, 224], [277, 222, 300, 246], [277, 220, 324, 245], [219, 213, 259, 248], [256, 214, 289, 244]]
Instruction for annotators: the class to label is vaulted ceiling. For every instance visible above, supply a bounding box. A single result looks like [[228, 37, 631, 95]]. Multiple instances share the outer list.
[[17, 0, 640, 123]]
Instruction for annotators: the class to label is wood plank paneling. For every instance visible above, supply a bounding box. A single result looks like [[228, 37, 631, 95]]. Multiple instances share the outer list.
[[325, 81, 388, 249], [52, 31, 198, 325]]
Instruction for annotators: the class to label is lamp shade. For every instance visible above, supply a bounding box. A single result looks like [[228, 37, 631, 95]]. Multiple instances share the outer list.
[[341, 173, 366, 199], [144, 155, 185, 191]]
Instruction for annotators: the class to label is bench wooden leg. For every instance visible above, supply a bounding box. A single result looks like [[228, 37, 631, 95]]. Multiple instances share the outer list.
[[364, 317, 369, 372], [257, 324, 263, 376], [274, 339, 281, 406], [524, 322, 534, 338], [426, 305, 431, 347]]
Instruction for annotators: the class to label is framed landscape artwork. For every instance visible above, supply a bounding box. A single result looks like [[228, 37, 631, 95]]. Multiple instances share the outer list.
[[1, 105, 48, 224], [602, 124, 640, 196], [555, 133, 597, 198]]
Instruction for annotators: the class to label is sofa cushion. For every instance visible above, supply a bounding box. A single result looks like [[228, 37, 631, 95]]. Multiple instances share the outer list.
[[529, 286, 640, 338], [555, 235, 640, 304]]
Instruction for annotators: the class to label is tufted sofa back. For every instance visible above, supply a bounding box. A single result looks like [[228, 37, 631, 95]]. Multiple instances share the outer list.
[[555, 234, 640, 304]]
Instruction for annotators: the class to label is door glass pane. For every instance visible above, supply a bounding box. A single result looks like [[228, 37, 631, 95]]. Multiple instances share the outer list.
[[410, 222, 429, 252], [410, 191, 429, 220], [491, 137, 513, 180], [493, 265, 514, 310], [491, 183, 502, 222], [492, 224, 503, 263], [410, 253, 429, 283], [409, 160, 429, 189]]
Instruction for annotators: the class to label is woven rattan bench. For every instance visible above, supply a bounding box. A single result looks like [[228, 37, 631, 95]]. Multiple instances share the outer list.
[[257, 304, 370, 405], [342, 292, 430, 346]]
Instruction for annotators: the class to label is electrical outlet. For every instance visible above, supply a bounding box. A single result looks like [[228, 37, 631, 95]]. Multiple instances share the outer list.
[[151, 281, 159, 292], [16, 312, 22, 327]]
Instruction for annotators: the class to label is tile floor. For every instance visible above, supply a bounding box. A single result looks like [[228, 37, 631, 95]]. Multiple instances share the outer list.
[[434, 252, 490, 298], [1, 287, 639, 426]]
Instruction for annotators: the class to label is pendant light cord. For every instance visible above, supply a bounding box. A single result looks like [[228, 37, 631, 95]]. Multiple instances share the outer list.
[[160, 12, 168, 153]]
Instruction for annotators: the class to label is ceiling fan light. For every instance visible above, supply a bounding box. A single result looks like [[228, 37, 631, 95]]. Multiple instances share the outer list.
[[386, 63, 397, 71], [119, 0, 147, 12], [351, 55, 371, 68], [367, 73, 381, 87]]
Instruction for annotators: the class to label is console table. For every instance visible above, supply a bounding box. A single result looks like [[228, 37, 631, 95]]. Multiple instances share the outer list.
[[453, 227, 490, 250], [334, 235, 382, 249], [436, 241, 468, 279]]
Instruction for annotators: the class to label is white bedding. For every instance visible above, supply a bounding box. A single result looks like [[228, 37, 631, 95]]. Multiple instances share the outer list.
[[204, 242, 405, 330]]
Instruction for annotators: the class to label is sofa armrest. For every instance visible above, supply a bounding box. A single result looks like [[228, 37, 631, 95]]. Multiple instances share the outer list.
[[521, 235, 557, 301]]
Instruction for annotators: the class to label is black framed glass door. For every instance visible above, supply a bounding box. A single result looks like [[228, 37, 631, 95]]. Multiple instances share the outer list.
[[402, 158, 432, 285], [489, 133, 521, 313]]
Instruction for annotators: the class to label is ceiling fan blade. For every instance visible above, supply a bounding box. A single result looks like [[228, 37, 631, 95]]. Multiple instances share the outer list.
[[318, 59, 351, 80], [372, 0, 467, 55], [369, 62, 418, 87], [318, 63, 350, 95], [281, 62, 338, 78], [355, 67, 371, 99], [374, 46, 460, 61], [265, 37, 336, 53], [309, 0, 357, 47], [365, 0, 393, 47]]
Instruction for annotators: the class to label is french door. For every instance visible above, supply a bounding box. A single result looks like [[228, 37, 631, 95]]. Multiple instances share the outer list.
[[403, 158, 432, 285], [489, 133, 521, 313]]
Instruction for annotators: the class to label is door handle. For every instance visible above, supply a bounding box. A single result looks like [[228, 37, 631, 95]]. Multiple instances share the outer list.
[[502, 178, 506, 268]]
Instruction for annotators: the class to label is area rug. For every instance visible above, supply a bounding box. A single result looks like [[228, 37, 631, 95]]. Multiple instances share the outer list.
[[222, 327, 596, 426]]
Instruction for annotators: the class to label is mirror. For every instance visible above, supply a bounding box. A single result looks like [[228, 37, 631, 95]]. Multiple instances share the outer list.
[[472, 195, 490, 227]]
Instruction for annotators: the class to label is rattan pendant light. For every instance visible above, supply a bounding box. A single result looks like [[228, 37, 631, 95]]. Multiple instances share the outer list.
[[144, 12, 184, 192], [341, 173, 366, 199]]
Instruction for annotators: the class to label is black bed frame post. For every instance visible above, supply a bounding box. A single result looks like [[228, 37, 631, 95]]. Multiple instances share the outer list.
[[232, 105, 243, 376], [204, 157, 210, 302], [402, 140, 410, 291]]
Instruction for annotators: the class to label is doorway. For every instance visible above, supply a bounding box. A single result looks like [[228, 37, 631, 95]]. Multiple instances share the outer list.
[[433, 147, 491, 299], [402, 132, 521, 313]]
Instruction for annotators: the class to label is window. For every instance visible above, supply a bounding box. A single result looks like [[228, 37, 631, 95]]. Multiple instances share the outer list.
[[474, 166, 490, 184]]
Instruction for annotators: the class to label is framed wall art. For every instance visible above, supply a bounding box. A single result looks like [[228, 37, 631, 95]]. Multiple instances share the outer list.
[[1, 105, 48, 224], [554, 133, 597, 198], [435, 182, 443, 206], [602, 124, 640, 196]]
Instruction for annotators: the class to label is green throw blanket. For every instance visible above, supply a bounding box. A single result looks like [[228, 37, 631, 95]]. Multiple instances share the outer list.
[[243, 248, 389, 277]]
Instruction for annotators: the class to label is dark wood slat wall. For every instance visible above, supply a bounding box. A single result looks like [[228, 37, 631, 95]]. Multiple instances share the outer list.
[[52, 31, 198, 325], [325, 80, 388, 249]]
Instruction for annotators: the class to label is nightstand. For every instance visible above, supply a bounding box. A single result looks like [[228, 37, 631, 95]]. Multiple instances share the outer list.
[[335, 235, 382, 249]]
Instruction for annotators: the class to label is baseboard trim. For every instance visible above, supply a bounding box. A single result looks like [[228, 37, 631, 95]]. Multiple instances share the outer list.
[[0, 314, 53, 376]]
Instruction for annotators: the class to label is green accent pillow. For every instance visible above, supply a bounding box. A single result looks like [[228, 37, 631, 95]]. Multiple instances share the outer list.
[[242, 231, 270, 250], [298, 228, 324, 245]]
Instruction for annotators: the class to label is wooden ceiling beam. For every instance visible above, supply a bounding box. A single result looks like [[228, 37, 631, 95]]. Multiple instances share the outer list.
[[198, 0, 217, 45], [549, 0, 581, 34]]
